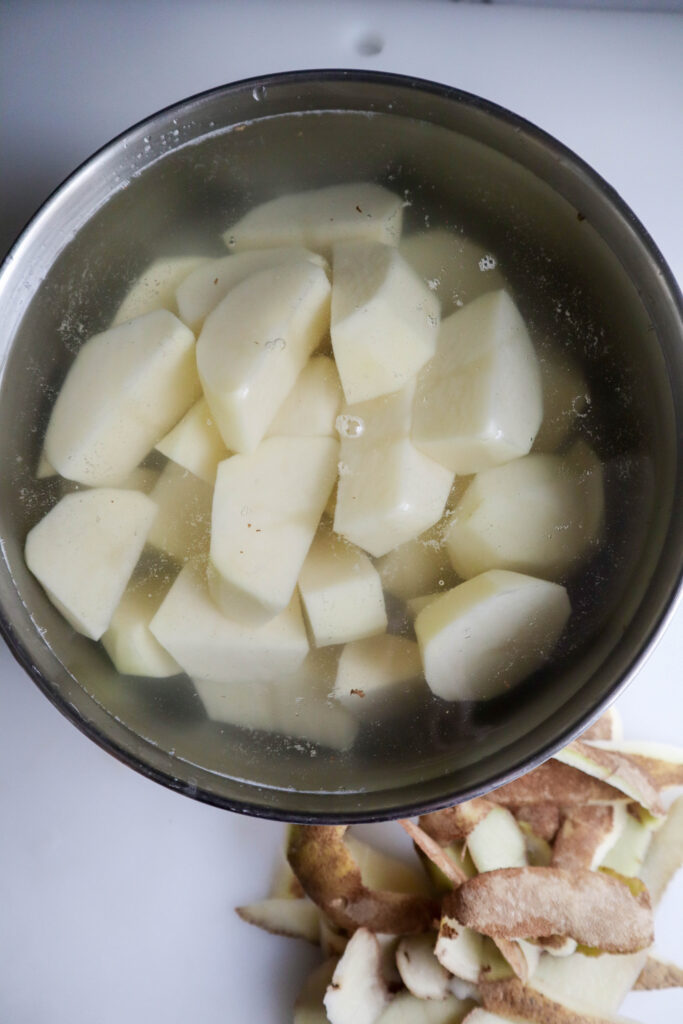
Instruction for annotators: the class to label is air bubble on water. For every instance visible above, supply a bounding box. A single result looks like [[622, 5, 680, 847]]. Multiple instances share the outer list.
[[438, 579, 445, 587], [427, 278, 440, 291], [252, 85, 267, 102], [226, 235, 236, 249], [265, 336, 286, 352], [572, 393, 591, 417], [336, 414, 365, 439], [478, 254, 497, 272]]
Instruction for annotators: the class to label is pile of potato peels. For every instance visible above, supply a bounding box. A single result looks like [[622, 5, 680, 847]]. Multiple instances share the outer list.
[[236, 708, 683, 1023]]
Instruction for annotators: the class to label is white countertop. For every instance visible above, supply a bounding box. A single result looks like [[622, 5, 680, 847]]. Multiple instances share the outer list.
[[1, 3, 681, 1022]]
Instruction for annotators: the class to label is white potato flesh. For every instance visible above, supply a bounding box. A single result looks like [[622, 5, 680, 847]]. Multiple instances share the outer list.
[[175, 246, 327, 331], [334, 437, 454, 558], [396, 933, 452, 1000], [333, 634, 423, 714], [149, 558, 309, 685], [267, 355, 343, 438], [209, 436, 339, 624], [445, 447, 604, 581], [102, 573, 181, 677], [400, 227, 505, 315], [415, 570, 571, 701], [434, 918, 485, 983], [376, 526, 457, 601], [298, 531, 387, 647], [111, 255, 208, 325], [155, 397, 229, 484], [534, 345, 590, 453], [146, 462, 213, 563], [345, 834, 433, 896], [331, 241, 440, 404], [324, 928, 391, 1024], [466, 806, 528, 873], [45, 309, 200, 486], [194, 647, 357, 751], [412, 290, 543, 474], [377, 991, 474, 1023], [196, 260, 331, 453], [25, 489, 157, 640], [224, 182, 403, 255], [294, 958, 339, 1024], [407, 594, 440, 619]]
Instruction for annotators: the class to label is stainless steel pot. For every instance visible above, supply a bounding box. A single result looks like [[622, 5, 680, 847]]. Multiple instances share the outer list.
[[0, 71, 681, 821]]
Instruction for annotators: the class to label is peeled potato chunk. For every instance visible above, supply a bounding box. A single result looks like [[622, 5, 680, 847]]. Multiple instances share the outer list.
[[223, 182, 403, 255], [44, 309, 200, 486], [209, 436, 339, 624], [298, 530, 387, 647], [176, 246, 327, 332], [331, 240, 440, 404], [376, 525, 457, 601], [412, 290, 543, 474], [25, 488, 157, 640], [400, 227, 505, 315], [149, 558, 309, 685], [333, 635, 423, 713], [334, 383, 454, 558], [146, 462, 213, 563], [155, 397, 229, 484], [445, 446, 604, 581], [194, 648, 358, 751], [414, 570, 571, 701], [111, 255, 208, 325], [102, 572, 181, 678], [196, 260, 331, 453], [267, 355, 343, 438]]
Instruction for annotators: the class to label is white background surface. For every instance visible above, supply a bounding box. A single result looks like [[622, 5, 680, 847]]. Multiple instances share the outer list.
[[1, 3, 681, 1022]]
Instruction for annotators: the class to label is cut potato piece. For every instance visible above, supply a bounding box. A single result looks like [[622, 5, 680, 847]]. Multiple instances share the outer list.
[[334, 635, 423, 714], [335, 438, 454, 558], [331, 241, 440, 403], [534, 346, 591, 453], [194, 648, 358, 751], [149, 558, 308, 685], [176, 246, 327, 331], [102, 571, 180, 677], [412, 291, 542, 474], [155, 397, 229, 484], [452, 867, 653, 953], [397, 933, 452, 1000], [298, 531, 387, 647], [376, 526, 457, 602], [324, 927, 392, 1024], [445, 448, 604, 581], [25, 488, 157, 640], [379, 990, 474, 1023], [287, 825, 438, 935], [111, 255, 208, 325], [551, 805, 626, 872], [400, 228, 505, 314], [415, 570, 571, 702], [196, 260, 331, 453], [224, 182, 403, 255], [146, 462, 213, 563], [294, 958, 340, 1024], [45, 310, 200, 486], [209, 436, 338, 624], [268, 355, 343, 438], [235, 896, 320, 943]]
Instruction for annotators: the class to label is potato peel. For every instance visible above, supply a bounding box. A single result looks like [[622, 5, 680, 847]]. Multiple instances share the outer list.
[[288, 824, 439, 934], [450, 867, 653, 953]]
